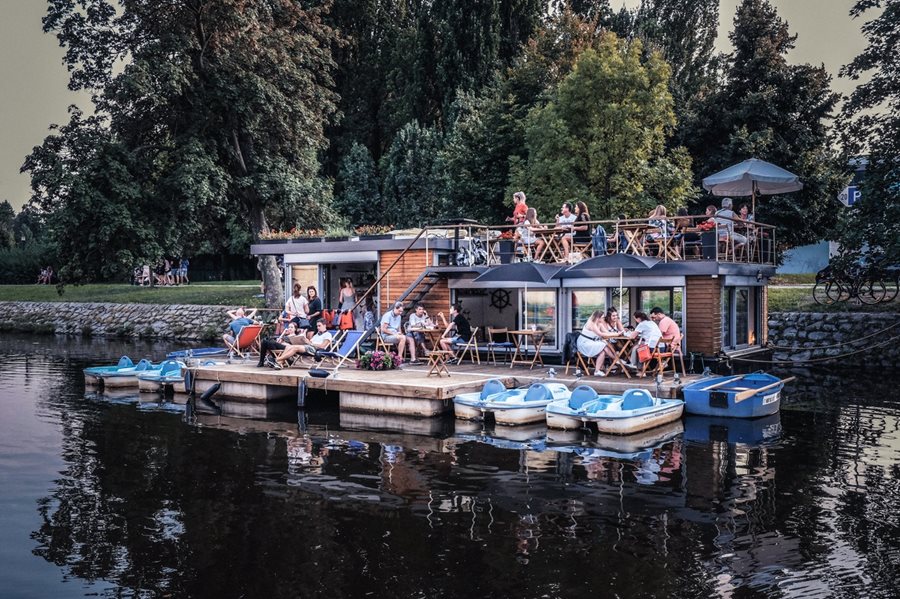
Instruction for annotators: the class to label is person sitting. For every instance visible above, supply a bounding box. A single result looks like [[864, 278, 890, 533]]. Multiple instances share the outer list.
[[515, 207, 540, 260], [576, 310, 617, 376], [674, 206, 701, 256], [273, 320, 333, 369], [223, 307, 258, 352], [567, 201, 592, 259], [624, 311, 662, 371], [284, 283, 310, 330], [646, 205, 675, 255], [406, 304, 431, 364], [715, 197, 748, 252], [649, 306, 680, 351], [257, 322, 300, 368], [438, 304, 472, 362], [380, 301, 408, 360]]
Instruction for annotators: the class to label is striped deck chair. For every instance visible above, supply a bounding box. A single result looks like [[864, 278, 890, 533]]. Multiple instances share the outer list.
[[225, 323, 264, 358], [281, 330, 346, 369]]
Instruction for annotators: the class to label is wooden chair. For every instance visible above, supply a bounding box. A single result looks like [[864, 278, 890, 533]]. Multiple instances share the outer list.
[[639, 336, 675, 378], [225, 323, 264, 358], [375, 329, 398, 354], [486, 327, 514, 365], [570, 238, 593, 262], [453, 327, 481, 364], [426, 350, 454, 377]]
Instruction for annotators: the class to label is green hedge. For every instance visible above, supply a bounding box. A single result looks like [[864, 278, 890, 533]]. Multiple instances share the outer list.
[[0, 242, 56, 284]]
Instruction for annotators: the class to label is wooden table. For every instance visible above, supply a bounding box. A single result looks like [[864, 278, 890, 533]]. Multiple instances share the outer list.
[[603, 335, 637, 378], [508, 329, 547, 369], [617, 224, 648, 256], [533, 228, 569, 263], [408, 327, 444, 352]]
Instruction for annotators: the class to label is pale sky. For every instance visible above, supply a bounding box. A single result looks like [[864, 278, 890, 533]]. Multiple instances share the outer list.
[[0, 0, 870, 211]]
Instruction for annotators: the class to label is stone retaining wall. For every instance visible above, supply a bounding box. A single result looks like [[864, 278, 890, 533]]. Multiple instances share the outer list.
[[0, 301, 234, 340], [768, 311, 900, 367]]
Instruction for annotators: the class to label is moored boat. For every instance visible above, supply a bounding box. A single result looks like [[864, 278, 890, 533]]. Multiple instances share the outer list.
[[84, 356, 134, 386], [454, 380, 571, 425], [681, 373, 791, 418], [96, 359, 158, 389], [452, 379, 509, 421], [546, 386, 684, 434], [166, 347, 229, 360], [137, 360, 186, 393]]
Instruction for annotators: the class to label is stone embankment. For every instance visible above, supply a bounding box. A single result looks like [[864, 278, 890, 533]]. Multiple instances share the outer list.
[[768, 311, 900, 367], [0, 301, 233, 340]]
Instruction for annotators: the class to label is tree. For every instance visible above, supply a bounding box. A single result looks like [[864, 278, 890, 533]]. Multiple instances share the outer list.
[[508, 33, 696, 221], [681, 0, 844, 246], [835, 0, 900, 267], [335, 142, 384, 227], [25, 0, 340, 305], [379, 121, 446, 228], [0, 201, 14, 250]]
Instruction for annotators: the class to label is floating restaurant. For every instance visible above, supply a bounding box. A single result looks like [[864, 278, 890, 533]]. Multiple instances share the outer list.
[[250, 217, 777, 363]]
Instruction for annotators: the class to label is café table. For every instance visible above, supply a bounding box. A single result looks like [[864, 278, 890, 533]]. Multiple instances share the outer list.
[[602, 335, 637, 378], [617, 224, 648, 256], [533, 227, 569, 263], [507, 329, 547, 370], [408, 327, 445, 352]]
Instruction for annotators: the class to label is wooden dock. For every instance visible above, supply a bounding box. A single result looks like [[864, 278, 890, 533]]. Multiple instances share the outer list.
[[191, 361, 699, 417]]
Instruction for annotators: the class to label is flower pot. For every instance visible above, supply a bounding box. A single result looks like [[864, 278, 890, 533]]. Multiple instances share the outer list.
[[359, 234, 393, 241], [497, 240, 516, 264]]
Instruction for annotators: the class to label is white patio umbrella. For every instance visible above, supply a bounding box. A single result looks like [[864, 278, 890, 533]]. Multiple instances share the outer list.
[[702, 158, 803, 215]]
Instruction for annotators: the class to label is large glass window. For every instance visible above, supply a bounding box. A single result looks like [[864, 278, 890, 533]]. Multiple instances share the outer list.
[[571, 290, 606, 329], [638, 288, 684, 327], [522, 289, 556, 346], [722, 286, 760, 349], [610, 287, 631, 326]]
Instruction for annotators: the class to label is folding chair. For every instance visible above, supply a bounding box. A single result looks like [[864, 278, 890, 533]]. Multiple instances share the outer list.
[[639, 336, 674, 378], [276, 330, 347, 368], [563, 331, 592, 375], [570, 239, 593, 262], [314, 329, 371, 374], [452, 327, 481, 364], [375, 330, 398, 354], [225, 324, 264, 358], [486, 327, 514, 365]]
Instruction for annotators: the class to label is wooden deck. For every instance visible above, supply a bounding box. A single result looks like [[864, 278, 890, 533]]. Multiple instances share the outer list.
[[191, 360, 699, 416]]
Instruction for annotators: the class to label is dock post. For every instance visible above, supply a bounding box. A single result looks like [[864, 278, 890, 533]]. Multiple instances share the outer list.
[[297, 378, 307, 408]]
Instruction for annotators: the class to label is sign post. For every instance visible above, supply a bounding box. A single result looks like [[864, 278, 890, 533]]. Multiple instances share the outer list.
[[838, 186, 860, 207]]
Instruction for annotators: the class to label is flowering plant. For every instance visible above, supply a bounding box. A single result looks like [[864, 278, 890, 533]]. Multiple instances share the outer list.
[[498, 230, 515, 240], [356, 350, 402, 370], [258, 228, 325, 240], [355, 224, 393, 235]]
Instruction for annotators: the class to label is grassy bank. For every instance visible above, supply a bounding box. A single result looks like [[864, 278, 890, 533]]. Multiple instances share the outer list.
[[0, 281, 265, 307], [768, 286, 900, 313]]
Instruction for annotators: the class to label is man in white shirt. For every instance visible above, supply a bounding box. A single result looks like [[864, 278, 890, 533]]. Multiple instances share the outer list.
[[625, 311, 662, 370], [715, 197, 747, 248], [274, 320, 333, 368]]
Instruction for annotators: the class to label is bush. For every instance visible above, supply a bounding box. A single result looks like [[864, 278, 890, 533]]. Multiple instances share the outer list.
[[356, 350, 402, 371], [0, 242, 56, 284]]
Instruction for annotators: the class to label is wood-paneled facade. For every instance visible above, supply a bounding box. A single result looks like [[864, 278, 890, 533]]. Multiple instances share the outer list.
[[377, 249, 450, 317], [685, 276, 723, 356]]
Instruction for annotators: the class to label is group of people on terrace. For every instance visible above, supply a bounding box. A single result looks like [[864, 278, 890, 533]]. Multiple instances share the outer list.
[[504, 191, 758, 263], [378, 302, 471, 365], [576, 306, 680, 375]]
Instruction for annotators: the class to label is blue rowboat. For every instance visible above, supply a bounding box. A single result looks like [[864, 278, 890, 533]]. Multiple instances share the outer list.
[[84, 356, 135, 385], [166, 347, 229, 359], [682, 373, 793, 418], [546, 386, 684, 434], [454, 380, 571, 425]]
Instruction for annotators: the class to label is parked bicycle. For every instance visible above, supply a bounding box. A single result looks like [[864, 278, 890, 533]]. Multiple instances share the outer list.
[[813, 264, 896, 305]]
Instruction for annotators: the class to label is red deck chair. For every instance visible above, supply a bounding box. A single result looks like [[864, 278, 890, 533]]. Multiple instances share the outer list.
[[226, 323, 264, 358]]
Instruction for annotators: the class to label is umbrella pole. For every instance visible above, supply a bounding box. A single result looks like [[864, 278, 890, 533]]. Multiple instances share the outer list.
[[619, 268, 623, 317], [751, 182, 757, 217]]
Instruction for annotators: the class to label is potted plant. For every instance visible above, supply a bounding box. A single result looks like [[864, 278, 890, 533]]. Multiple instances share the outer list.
[[355, 224, 394, 240], [257, 229, 300, 244], [497, 229, 516, 264], [356, 350, 402, 371], [325, 226, 353, 242], [293, 228, 326, 243]]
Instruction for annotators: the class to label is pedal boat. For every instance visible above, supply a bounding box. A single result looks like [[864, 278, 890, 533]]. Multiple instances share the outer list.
[[453, 379, 571, 425], [546, 386, 684, 434], [137, 360, 186, 393], [96, 359, 159, 389], [84, 356, 135, 386]]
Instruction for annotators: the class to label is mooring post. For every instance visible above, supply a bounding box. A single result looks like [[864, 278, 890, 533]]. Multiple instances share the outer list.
[[297, 377, 307, 408]]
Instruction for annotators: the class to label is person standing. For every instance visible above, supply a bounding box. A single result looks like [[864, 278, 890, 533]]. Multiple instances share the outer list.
[[506, 191, 528, 226], [306, 286, 323, 333], [284, 283, 310, 329], [337, 279, 356, 329]]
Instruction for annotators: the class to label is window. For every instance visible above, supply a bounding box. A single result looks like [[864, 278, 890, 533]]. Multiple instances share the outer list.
[[721, 286, 761, 349], [638, 288, 684, 328], [571, 290, 606, 330], [522, 289, 557, 346]]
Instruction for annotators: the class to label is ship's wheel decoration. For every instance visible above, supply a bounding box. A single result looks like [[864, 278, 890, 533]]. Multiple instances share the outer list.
[[490, 289, 511, 312]]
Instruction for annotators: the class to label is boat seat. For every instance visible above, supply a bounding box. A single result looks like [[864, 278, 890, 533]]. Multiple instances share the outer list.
[[158, 360, 182, 375], [524, 383, 552, 403], [134, 359, 154, 371], [117, 356, 134, 368], [568, 385, 598, 411], [480, 379, 507, 400], [621, 389, 656, 410]]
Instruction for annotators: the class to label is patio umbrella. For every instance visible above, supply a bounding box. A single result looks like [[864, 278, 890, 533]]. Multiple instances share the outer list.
[[564, 254, 659, 315], [702, 158, 803, 216], [473, 263, 564, 327]]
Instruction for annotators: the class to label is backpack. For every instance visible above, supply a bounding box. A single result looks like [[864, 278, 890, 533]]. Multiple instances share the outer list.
[[591, 225, 608, 255]]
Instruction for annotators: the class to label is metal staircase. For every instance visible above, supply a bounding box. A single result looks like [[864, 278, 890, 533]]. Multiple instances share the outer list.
[[396, 271, 441, 312]]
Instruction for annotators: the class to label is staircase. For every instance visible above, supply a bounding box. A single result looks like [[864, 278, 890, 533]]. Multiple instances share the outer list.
[[396, 270, 441, 313]]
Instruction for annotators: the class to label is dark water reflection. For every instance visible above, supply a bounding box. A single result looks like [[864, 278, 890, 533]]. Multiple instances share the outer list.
[[1, 335, 899, 598]]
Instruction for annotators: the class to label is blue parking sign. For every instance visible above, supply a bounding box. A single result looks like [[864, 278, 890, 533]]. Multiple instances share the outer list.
[[838, 186, 860, 206]]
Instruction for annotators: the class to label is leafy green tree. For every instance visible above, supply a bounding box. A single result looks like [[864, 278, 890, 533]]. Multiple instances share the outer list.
[[25, 0, 340, 305], [12, 205, 45, 246], [681, 0, 844, 246], [379, 121, 446, 227], [335, 142, 384, 226], [835, 0, 900, 267], [0, 201, 14, 250], [508, 34, 696, 221]]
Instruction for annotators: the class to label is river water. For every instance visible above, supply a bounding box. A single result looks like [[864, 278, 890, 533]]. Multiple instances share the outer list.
[[0, 334, 898, 598]]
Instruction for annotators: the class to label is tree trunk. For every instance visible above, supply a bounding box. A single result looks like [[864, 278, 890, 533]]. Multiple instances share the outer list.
[[245, 193, 284, 310]]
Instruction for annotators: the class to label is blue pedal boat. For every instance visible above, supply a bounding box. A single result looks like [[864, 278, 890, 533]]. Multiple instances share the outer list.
[[137, 360, 187, 393], [453, 379, 572, 425], [682, 373, 792, 418], [84, 356, 136, 385], [546, 386, 684, 434], [96, 359, 160, 389]]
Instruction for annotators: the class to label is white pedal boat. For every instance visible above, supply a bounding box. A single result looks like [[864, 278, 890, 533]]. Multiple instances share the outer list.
[[453, 379, 571, 425], [84, 356, 137, 386], [546, 386, 684, 434], [96, 358, 159, 388]]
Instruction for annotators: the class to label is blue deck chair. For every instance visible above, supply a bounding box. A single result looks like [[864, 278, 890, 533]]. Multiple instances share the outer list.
[[315, 329, 371, 372]]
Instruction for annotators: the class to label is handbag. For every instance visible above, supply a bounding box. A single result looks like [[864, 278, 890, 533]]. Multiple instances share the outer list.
[[636, 343, 652, 363], [339, 311, 354, 330]]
